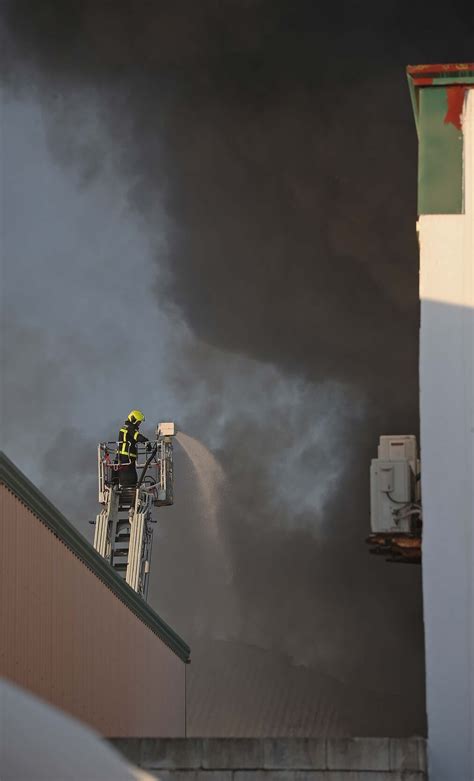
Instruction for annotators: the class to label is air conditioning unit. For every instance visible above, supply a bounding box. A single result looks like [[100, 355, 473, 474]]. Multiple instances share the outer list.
[[370, 435, 419, 534]]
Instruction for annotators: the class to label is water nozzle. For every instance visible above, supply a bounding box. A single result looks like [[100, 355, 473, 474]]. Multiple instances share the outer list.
[[156, 422, 176, 439]]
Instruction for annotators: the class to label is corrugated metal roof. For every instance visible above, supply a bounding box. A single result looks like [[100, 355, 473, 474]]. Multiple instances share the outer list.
[[0, 451, 190, 663]]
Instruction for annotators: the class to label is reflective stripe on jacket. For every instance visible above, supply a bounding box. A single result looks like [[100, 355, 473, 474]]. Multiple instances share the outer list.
[[118, 421, 147, 461]]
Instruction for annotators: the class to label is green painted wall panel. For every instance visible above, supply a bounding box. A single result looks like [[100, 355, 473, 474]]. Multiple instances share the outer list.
[[418, 87, 463, 214], [431, 75, 474, 86]]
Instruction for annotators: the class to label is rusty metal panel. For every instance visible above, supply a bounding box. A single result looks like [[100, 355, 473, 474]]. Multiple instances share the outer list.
[[0, 484, 185, 736]]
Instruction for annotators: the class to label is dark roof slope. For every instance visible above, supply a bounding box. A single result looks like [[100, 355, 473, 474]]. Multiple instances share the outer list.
[[0, 451, 190, 663]]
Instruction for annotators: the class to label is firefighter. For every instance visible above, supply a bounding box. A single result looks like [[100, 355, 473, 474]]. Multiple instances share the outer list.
[[117, 409, 151, 487]]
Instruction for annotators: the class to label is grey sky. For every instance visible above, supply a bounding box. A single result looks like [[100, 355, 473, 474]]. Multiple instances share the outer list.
[[2, 92, 187, 534]]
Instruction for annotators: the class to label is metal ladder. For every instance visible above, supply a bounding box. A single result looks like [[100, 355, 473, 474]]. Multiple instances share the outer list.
[[94, 471, 157, 598], [93, 423, 174, 599]]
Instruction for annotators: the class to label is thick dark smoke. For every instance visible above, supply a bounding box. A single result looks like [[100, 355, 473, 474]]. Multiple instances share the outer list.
[[3, 0, 472, 736]]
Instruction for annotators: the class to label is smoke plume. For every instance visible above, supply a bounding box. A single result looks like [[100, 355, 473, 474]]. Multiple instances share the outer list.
[[3, 0, 472, 735]]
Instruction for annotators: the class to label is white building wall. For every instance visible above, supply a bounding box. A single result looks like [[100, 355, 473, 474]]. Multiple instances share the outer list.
[[419, 89, 473, 781]]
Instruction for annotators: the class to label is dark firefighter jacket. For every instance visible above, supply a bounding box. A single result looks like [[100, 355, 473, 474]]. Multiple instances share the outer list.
[[118, 421, 148, 463]]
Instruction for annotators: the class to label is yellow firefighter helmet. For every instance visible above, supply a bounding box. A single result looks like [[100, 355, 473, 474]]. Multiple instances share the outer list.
[[127, 409, 145, 424]]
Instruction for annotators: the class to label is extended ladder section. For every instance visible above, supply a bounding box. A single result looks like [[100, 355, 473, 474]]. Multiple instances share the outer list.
[[93, 422, 175, 599]]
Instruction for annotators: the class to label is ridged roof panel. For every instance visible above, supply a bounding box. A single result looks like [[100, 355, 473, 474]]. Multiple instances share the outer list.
[[0, 451, 190, 663]]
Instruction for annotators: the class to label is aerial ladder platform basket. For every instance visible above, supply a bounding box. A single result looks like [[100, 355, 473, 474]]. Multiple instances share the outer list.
[[93, 422, 175, 599]]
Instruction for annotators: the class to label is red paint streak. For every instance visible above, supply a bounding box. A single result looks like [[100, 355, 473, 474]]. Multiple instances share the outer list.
[[444, 85, 467, 130], [413, 77, 433, 86], [408, 63, 474, 75]]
